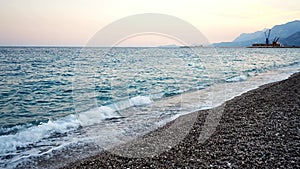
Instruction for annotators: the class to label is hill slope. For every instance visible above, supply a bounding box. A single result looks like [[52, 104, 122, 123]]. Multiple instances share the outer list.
[[280, 31, 300, 46], [214, 20, 300, 47]]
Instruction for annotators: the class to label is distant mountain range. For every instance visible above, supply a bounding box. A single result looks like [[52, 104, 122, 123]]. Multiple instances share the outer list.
[[214, 20, 300, 47]]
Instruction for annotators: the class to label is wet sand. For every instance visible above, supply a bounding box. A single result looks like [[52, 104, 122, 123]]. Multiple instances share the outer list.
[[62, 72, 300, 168]]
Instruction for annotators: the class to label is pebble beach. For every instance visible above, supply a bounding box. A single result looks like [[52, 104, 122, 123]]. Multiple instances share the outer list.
[[61, 73, 300, 168]]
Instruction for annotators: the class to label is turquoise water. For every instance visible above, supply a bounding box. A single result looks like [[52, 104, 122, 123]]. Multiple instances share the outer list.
[[0, 47, 299, 168]]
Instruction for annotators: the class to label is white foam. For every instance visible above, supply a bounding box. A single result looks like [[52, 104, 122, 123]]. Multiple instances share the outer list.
[[1, 64, 299, 168], [226, 74, 248, 82], [0, 95, 153, 155], [0, 114, 80, 154], [78, 106, 120, 126], [129, 96, 152, 106]]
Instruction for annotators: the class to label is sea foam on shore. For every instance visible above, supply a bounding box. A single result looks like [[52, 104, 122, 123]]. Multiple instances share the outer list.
[[61, 72, 300, 169]]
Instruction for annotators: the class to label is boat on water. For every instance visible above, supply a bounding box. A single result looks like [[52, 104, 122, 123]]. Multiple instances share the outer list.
[[249, 29, 283, 48]]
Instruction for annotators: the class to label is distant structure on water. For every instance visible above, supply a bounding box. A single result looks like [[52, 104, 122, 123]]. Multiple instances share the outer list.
[[250, 29, 281, 48], [180, 45, 204, 48]]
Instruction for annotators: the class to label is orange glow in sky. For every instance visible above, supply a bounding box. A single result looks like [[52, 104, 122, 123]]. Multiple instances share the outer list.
[[0, 0, 299, 46]]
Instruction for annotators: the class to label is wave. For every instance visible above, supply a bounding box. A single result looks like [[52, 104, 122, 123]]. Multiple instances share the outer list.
[[1, 62, 299, 168], [129, 96, 152, 106], [0, 114, 80, 154], [0, 95, 153, 155], [3, 60, 299, 155], [225, 74, 249, 82]]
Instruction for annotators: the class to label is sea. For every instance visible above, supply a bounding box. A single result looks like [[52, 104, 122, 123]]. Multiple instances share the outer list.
[[0, 47, 299, 168]]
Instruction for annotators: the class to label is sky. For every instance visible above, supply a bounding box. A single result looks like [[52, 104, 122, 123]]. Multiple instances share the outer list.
[[0, 0, 299, 46]]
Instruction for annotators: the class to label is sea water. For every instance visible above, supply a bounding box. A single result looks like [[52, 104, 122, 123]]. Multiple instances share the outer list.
[[0, 47, 299, 168]]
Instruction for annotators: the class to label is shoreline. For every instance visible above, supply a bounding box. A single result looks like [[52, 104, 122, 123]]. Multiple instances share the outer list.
[[59, 72, 300, 168]]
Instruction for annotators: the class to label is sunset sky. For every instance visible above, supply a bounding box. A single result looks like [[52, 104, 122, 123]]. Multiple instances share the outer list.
[[0, 0, 299, 46]]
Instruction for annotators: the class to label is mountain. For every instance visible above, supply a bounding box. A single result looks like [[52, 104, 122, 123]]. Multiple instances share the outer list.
[[214, 20, 300, 47], [280, 31, 300, 46], [233, 29, 266, 42]]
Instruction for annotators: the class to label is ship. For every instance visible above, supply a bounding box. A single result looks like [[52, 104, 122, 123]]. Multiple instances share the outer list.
[[249, 29, 282, 48]]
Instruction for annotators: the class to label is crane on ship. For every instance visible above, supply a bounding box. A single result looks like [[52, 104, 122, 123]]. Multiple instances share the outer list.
[[272, 37, 280, 46], [251, 29, 281, 47], [264, 29, 271, 45]]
